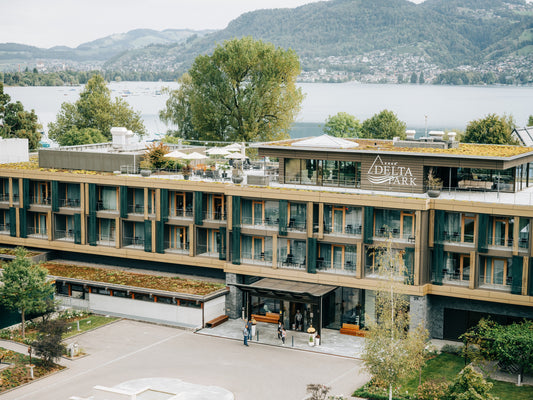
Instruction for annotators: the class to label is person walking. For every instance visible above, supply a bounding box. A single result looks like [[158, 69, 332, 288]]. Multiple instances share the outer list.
[[277, 320, 283, 339], [243, 324, 249, 346], [281, 327, 286, 345], [295, 309, 303, 331], [247, 319, 253, 340]]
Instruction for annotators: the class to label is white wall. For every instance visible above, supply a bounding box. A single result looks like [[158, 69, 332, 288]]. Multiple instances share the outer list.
[[0, 138, 29, 163], [88, 294, 203, 327], [203, 295, 226, 323]]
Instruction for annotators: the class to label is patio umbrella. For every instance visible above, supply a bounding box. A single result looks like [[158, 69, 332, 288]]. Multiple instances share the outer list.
[[206, 147, 231, 156], [164, 150, 187, 158], [224, 143, 242, 152], [182, 152, 207, 160], [224, 152, 248, 160]]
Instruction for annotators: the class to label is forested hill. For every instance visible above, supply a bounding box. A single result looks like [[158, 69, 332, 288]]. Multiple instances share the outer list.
[[105, 0, 533, 73]]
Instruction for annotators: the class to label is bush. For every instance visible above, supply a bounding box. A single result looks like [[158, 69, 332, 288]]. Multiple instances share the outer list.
[[415, 379, 449, 400], [441, 344, 462, 355], [32, 320, 67, 365]]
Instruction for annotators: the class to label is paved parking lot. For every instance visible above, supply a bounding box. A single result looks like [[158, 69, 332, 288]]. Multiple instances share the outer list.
[[1, 319, 370, 400]]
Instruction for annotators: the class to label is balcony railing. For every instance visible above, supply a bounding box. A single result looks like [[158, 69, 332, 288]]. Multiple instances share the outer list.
[[0, 194, 9, 202], [0, 223, 10, 233], [203, 211, 226, 221], [97, 201, 117, 211], [241, 216, 279, 227], [60, 198, 81, 208], [31, 196, 51, 206], [128, 203, 145, 214], [123, 236, 145, 247], [169, 208, 194, 218], [196, 244, 220, 257], [316, 258, 357, 275], [28, 226, 48, 238], [440, 230, 475, 244], [164, 241, 189, 254], [55, 229, 75, 241], [97, 234, 115, 246], [324, 224, 362, 236], [286, 218, 306, 231], [278, 254, 305, 270], [241, 250, 272, 266]]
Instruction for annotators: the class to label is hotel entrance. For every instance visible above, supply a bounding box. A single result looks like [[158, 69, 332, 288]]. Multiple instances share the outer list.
[[234, 278, 337, 337]]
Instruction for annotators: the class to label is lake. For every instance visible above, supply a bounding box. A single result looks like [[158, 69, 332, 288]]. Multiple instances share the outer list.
[[4, 82, 533, 139]]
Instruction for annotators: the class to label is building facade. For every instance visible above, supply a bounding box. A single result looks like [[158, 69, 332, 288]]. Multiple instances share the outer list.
[[1, 135, 533, 339]]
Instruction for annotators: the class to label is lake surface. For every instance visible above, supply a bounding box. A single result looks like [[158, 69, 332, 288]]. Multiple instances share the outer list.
[[5, 82, 533, 139]]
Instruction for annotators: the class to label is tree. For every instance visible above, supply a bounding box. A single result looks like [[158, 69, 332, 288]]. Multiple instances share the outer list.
[[463, 319, 533, 385], [0, 247, 54, 338], [361, 109, 406, 140], [56, 127, 107, 146], [323, 112, 361, 138], [0, 82, 42, 150], [418, 72, 425, 84], [463, 113, 517, 145], [528, 115, 533, 127], [410, 72, 418, 84], [160, 37, 304, 143], [446, 366, 495, 400], [143, 142, 170, 170], [48, 74, 146, 145], [361, 240, 428, 400], [32, 319, 67, 365]]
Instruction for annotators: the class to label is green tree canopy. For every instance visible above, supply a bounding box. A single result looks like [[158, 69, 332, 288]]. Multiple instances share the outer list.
[[48, 74, 146, 145], [361, 109, 406, 140], [160, 37, 304, 143], [58, 127, 107, 146], [323, 112, 361, 138], [463, 113, 517, 145], [0, 247, 54, 338], [0, 82, 42, 150], [528, 115, 533, 126]]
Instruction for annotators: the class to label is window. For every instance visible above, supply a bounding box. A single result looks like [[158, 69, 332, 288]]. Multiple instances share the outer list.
[[166, 225, 188, 251], [122, 221, 144, 247], [0, 210, 9, 232], [33, 181, 50, 205], [443, 212, 475, 244], [99, 186, 117, 210], [29, 212, 47, 236], [197, 228, 219, 255], [489, 216, 513, 247], [374, 209, 415, 240], [519, 218, 529, 249], [278, 239, 306, 268], [443, 253, 470, 283], [241, 235, 272, 263], [284, 158, 360, 188], [288, 202, 306, 230], [128, 188, 144, 214], [365, 247, 409, 277], [318, 243, 357, 274], [99, 219, 116, 244], [170, 191, 193, 217], [324, 205, 362, 235], [203, 194, 225, 220], [480, 257, 510, 287]]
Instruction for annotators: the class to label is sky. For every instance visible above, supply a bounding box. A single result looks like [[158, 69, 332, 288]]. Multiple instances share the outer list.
[[2, 0, 425, 49]]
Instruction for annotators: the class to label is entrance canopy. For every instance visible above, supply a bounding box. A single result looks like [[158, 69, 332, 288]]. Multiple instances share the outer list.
[[233, 278, 337, 304]]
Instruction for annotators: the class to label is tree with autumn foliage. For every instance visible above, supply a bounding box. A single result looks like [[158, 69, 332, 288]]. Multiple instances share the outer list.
[[361, 240, 428, 400]]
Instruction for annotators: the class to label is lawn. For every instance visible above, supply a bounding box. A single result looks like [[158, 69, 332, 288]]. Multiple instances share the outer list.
[[354, 352, 533, 399], [63, 314, 119, 338]]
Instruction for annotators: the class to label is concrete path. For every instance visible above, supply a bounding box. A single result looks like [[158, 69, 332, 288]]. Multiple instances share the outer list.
[[0, 319, 370, 400]]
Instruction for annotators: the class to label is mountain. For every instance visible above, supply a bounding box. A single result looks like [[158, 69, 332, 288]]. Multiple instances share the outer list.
[[0, 28, 214, 64], [103, 0, 533, 74], [0, 0, 531, 83]]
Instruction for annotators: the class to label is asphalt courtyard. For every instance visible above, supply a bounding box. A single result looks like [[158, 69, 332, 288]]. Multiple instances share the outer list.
[[1, 319, 369, 400]]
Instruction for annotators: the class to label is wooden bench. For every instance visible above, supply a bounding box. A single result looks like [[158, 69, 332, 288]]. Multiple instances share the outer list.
[[339, 323, 366, 337], [205, 315, 228, 328], [251, 312, 280, 324]]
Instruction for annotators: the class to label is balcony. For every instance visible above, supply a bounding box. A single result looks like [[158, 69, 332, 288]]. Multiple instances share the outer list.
[[27, 226, 48, 239], [241, 216, 279, 229], [55, 229, 75, 242], [123, 236, 144, 249], [60, 198, 81, 208], [241, 250, 272, 267], [169, 208, 193, 219], [128, 203, 145, 214], [164, 241, 189, 255], [31, 196, 51, 206], [316, 258, 357, 276], [278, 254, 306, 270], [324, 224, 362, 237], [0, 223, 10, 234], [97, 234, 115, 247], [203, 211, 226, 222]]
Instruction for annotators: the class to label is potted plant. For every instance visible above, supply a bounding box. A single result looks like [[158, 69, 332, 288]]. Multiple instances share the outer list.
[[182, 163, 191, 180], [307, 326, 316, 346], [232, 167, 244, 184], [139, 160, 152, 177], [426, 168, 442, 198]]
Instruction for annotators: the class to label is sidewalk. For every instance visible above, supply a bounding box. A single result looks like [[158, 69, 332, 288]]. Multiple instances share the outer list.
[[196, 318, 365, 358]]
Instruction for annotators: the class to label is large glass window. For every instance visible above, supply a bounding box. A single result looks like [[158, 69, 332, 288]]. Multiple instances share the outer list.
[[98, 218, 115, 245], [203, 194, 225, 221], [442, 252, 470, 284], [374, 209, 415, 240], [128, 188, 144, 214], [365, 247, 410, 278], [457, 167, 515, 192], [241, 235, 273, 263], [324, 205, 362, 235], [0, 210, 9, 233], [242, 199, 278, 226], [31, 181, 50, 205], [480, 256, 511, 288], [488, 216, 513, 248], [197, 228, 219, 256], [443, 212, 475, 244], [122, 221, 144, 247], [99, 186, 117, 210], [288, 202, 306, 231], [165, 225, 188, 252], [317, 243, 357, 274], [54, 214, 75, 240], [278, 239, 306, 269], [29, 212, 47, 237], [169, 191, 193, 218], [519, 218, 530, 249], [284, 158, 360, 188]]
